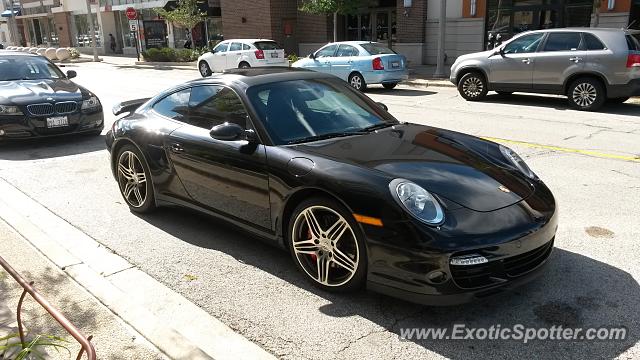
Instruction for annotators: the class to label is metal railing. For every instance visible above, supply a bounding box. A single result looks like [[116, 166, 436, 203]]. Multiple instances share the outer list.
[[0, 255, 96, 360]]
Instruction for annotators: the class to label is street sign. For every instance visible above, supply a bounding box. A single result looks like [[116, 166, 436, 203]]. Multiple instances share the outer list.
[[125, 7, 137, 20], [129, 21, 138, 32]]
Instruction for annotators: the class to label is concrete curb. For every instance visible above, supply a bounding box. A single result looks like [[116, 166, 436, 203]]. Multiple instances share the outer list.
[[0, 177, 276, 360], [135, 61, 197, 67]]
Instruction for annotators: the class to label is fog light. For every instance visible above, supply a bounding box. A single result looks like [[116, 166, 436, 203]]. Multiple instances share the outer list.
[[450, 254, 488, 266], [426, 270, 448, 284], [0, 130, 5, 136]]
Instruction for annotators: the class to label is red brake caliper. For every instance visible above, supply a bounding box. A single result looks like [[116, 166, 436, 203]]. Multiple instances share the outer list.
[[308, 228, 317, 262]]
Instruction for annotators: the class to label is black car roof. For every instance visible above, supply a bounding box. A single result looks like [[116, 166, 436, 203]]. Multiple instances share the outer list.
[[188, 67, 336, 88]]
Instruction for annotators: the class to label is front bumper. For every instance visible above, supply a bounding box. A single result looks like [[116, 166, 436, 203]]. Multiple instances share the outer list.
[[607, 78, 640, 98], [362, 70, 409, 85], [0, 109, 104, 140], [364, 181, 557, 306]]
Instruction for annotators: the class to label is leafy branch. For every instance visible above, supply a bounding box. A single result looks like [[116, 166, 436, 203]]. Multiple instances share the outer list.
[[154, 0, 207, 31]]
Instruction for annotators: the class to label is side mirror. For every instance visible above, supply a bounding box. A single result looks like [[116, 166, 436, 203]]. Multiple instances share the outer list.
[[308, 53, 316, 60], [376, 102, 388, 111], [210, 122, 245, 141], [66, 70, 77, 79]]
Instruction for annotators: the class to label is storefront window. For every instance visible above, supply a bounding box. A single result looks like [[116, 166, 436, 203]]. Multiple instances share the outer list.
[[74, 14, 101, 47], [206, 17, 223, 46], [116, 11, 136, 48]]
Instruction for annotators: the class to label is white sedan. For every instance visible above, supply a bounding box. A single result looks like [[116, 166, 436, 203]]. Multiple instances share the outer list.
[[198, 39, 288, 76]]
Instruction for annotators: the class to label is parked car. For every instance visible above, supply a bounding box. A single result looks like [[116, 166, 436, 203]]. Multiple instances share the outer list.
[[0, 52, 103, 141], [450, 28, 640, 111], [198, 39, 287, 76], [106, 68, 556, 305], [292, 41, 409, 91]]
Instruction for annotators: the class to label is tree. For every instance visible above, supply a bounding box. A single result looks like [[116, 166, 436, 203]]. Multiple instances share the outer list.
[[592, 0, 602, 27], [299, 0, 366, 42], [155, 0, 207, 43]]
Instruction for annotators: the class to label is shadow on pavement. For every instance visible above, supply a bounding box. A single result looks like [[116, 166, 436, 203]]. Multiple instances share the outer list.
[[366, 87, 437, 97], [137, 206, 639, 359], [483, 93, 640, 116], [0, 134, 106, 161]]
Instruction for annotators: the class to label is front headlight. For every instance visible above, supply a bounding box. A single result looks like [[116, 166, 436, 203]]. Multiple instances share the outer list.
[[0, 105, 23, 116], [81, 96, 100, 110], [499, 145, 536, 179], [389, 179, 444, 225]]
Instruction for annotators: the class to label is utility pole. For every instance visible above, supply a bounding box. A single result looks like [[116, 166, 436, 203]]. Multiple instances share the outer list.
[[333, 12, 337, 43], [5, 0, 20, 45], [433, 0, 446, 78], [84, 0, 99, 61]]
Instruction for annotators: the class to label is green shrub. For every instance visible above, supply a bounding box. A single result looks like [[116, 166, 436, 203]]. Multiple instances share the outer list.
[[287, 53, 299, 64], [68, 48, 80, 59], [141, 47, 203, 62]]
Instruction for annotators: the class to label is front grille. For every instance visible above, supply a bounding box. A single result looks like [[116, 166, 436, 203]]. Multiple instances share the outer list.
[[27, 103, 54, 116], [54, 101, 78, 114], [450, 239, 554, 289]]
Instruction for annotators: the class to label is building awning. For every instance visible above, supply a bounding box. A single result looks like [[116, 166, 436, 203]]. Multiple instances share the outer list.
[[1, 9, 20, 17]]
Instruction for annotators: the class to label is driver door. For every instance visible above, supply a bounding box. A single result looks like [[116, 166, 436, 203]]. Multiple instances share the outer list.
[[210, 42, 229, 72], [308, 44, 338, 75], [165, 85, 272, 230], [489, 33, 546, 90]]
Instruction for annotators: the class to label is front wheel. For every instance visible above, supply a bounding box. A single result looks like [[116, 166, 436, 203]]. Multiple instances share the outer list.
[[288, 198, 367, 292], [382, 82, 398, 90], [199, 61, 212, 77], [458, 72, 488, 101], [116, 145, 156, 213], [348, 73, 367, 91], [567, 78, 605, 111], [239, 62, 251, 69]]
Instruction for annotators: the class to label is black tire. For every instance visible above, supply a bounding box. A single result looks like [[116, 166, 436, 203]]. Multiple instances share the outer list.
[[348, 72, 367, 91], [382, 82, 398, 90], [115, 144, 156, 213], [607, 97, 630, 104], [199, 61, 212, 77], [287, 197, 367, 292], [239, 62, 251, 69], [567, 77, 605, 111], [496, 91, 513, 96], [458, 72, 488, 101]]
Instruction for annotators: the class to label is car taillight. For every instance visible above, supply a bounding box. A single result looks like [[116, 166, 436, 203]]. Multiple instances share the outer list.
[[255, 50, 265, 59], [627, 53, 640, 68], [372, 57, 384, 70]]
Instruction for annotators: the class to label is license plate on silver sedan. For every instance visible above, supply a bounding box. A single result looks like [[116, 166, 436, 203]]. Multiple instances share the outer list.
[[46, 116, 68, 128], [391, 61, 400, 68], [271, 52, 279, 58]]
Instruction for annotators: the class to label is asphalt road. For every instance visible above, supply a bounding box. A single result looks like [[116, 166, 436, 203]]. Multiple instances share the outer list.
[[1, 62, 639, 359]]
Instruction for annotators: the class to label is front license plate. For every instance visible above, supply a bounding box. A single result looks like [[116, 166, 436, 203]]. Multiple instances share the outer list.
[[46, 116, 68, 128], [271, 52, 279, 58], [391, 61, 400, 68]]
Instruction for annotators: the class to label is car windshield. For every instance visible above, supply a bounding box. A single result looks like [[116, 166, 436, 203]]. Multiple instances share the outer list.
[[360, 43, 395, 55], [247, 78, 397, 145], [0, 56, 65, 81], [254, 41, 280, 50]]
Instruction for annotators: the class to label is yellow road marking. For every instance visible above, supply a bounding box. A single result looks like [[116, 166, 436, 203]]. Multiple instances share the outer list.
[[482, 136, 640, 163]]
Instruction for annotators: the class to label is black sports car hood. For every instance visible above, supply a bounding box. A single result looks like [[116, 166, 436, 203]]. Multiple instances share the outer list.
[[0, 78, 86, 105], [293, 124, 535, 212]]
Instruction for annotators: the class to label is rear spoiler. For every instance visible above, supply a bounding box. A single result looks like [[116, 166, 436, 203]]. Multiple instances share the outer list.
[[112, 98, 151, 116]]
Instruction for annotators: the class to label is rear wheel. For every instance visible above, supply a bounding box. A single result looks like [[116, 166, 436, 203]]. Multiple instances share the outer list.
[[607, 97, 630, 104], [239, 62, 251, 69], [567, 77, 605, 111], [382, 82, 398, 90], [116, 145, 156, 213], [458, 72, 488, 101], [288, 197, 367, 292], [199, 61, 212, 77], [348, 73, 367, 91]]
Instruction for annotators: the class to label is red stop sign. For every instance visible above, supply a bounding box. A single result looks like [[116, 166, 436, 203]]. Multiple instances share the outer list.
[[125, 7, 137, 20]]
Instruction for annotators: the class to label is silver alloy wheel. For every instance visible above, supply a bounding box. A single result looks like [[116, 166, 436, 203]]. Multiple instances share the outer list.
[[199, 62, 210, 77], [350, 75, 362, 90], [117, 151, 147, 208], [462, 76, 483, 98], [572, 82, 597, 108], [291, 206, 359, 287]]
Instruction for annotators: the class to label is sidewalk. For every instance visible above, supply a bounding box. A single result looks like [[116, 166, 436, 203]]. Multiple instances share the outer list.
[[0, 219, 166, 360]]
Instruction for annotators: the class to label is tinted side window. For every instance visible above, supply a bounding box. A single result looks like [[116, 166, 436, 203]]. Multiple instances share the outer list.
[[336, 45, 358, 57], [187, 86, 248, 130], [316, 44, 337, 57], [626, 35, 640, 51], [153, 89, 191, 121], [242, 44, 251, 50], [229, 42, 242, 51], [503, 33, 545, 54], [583, 33, 606, 50], [543, 33, 582, 52], [214, 43, 228, 52]]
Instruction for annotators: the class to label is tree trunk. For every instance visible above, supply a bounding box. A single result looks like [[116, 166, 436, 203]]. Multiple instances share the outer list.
[[333, 12, 338, 42]]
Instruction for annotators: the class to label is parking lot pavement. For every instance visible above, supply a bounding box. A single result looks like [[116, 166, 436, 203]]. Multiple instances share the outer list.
[[0, 62, 638, 359]]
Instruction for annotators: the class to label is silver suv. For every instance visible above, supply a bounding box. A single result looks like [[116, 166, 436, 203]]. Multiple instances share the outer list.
[[450, 28, 640, 111]]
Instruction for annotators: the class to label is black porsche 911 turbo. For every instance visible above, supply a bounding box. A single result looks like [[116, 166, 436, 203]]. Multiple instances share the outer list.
[[106, 68, 557, 305], [0, 52, 103, 140]]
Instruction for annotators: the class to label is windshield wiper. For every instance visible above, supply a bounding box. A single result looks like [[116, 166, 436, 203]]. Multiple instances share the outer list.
[[360, 122, 396, 132], [287, 131, 366, 145]]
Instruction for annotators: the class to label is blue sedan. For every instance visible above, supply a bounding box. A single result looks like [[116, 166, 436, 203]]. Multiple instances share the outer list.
[[292, 41, 409, 91]]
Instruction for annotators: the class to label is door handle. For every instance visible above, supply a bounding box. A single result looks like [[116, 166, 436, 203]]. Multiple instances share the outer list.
[[169, 143, 184, 154], [220, 54, 226, 57], [569, 57, 583, 63], [521, 58, 531, 64]]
